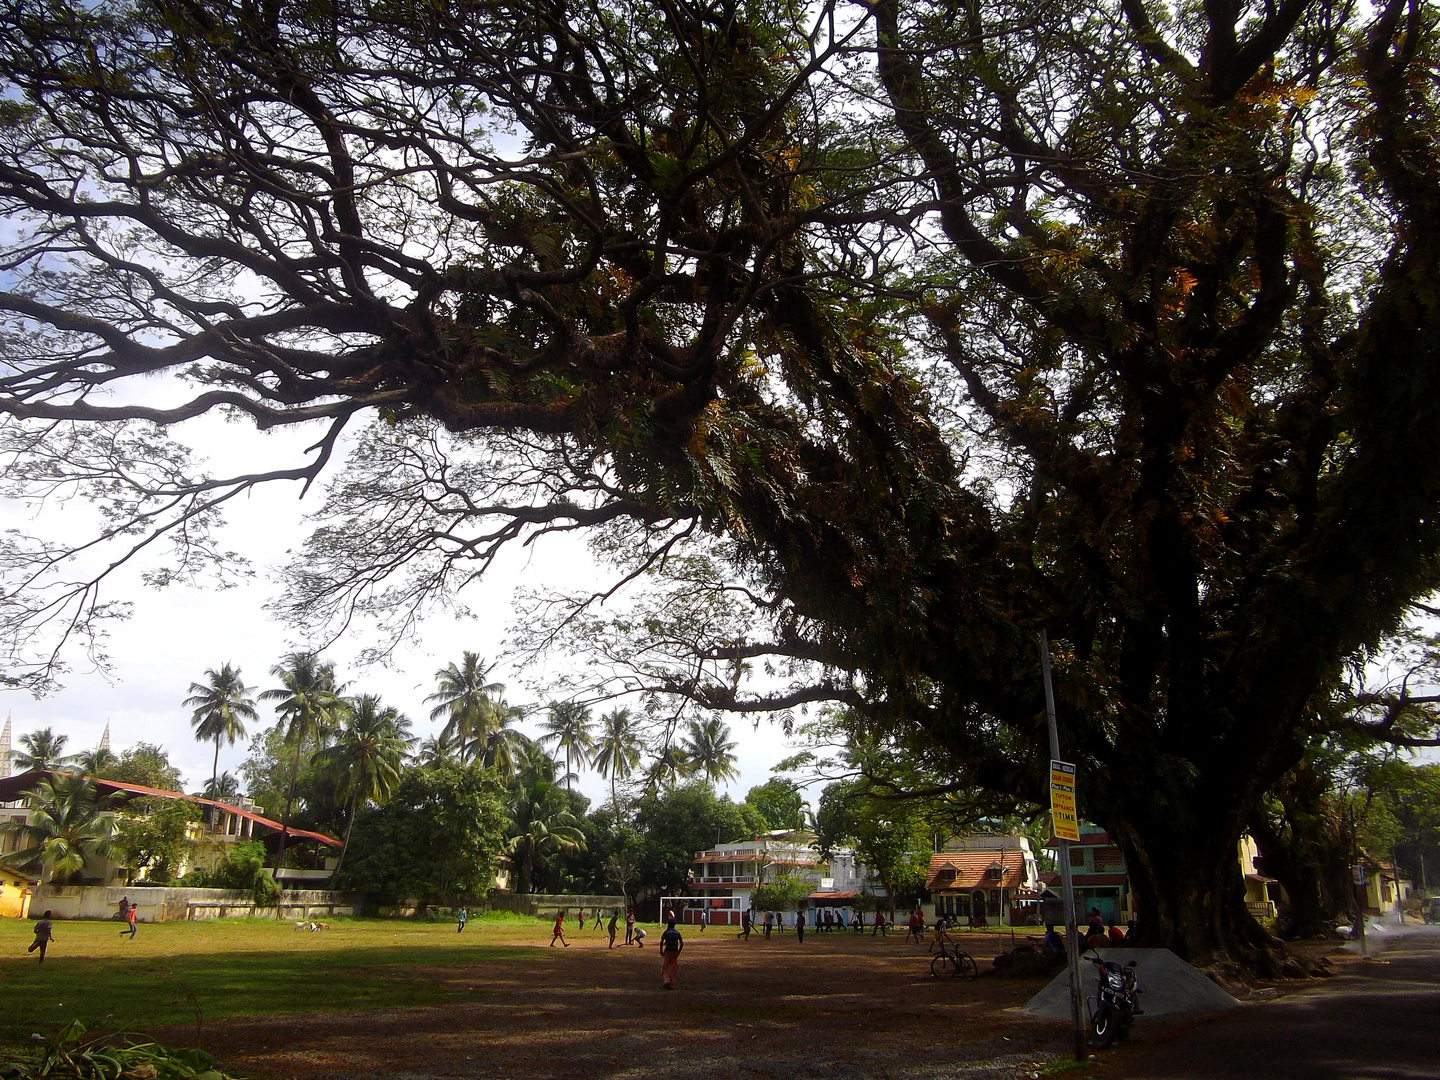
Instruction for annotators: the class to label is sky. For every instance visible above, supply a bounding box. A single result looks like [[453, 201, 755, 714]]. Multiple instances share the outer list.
[[0, 412, 803, 812]]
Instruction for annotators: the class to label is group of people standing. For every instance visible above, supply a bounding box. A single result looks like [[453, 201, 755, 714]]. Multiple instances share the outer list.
[[545, 906, 646, 949]]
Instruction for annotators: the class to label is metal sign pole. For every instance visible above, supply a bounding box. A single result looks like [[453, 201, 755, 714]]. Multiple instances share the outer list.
[[1040, 630, 1088, 1062]]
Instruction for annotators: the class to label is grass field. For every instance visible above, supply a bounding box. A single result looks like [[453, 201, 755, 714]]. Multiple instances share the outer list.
[[0, 912, 631, 1045]]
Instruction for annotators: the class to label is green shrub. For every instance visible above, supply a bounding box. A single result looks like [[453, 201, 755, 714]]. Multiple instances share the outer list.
[[251, 870, 281, 907]]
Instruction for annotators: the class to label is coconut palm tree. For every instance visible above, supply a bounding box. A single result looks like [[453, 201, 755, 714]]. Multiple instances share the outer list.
[[314, 694, 408, 882], [184, 662, 258, 816], [426, 653, 505, 762], [506, 750, 585, 893], [203, 771, 240, 799], [259, 652, 343, 871], [12, 728, 78, 773], [681, 717, 741, 786], [538, 701, 594, 791], [0, 773, 120, 883], [590, 708, 643, 817], [646, 740, 692, 791], [73, 746, 118, 777]]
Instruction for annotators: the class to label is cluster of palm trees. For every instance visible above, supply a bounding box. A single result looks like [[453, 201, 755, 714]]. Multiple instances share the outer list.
[[538, 704, 741, 810], [184, 652, 413, 875], [3, 650, 747, 890]]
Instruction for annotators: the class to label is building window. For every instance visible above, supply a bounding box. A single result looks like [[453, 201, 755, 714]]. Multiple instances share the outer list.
[[1069, 847, 1085, 867]]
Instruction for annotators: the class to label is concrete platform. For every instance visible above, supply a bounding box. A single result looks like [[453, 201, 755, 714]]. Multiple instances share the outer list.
[[1019, 948, 1240, 1019]]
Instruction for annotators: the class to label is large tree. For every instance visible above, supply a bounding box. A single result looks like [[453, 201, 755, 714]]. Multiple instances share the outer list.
[[1, 0, 1439, 969]]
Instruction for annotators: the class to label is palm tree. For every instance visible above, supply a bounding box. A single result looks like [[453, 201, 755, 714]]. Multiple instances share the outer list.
[[417, 730, 462, 768], [506, 751, 585, 893], [681, 717, 741, 786], [590, 708, 643, 817], [73, 746, 118, 777], [476, 698, 530, 780], [259, 652, 343, 871], [426, 653, 505, 762], [184, 662, 258, 816], [538, 701, 594, 791], [646, 740, 692, 791], [314, 694, 408, 882], [203, 771, 240, 799], [0, 773, 120, 883], [13, 728, 78, 773]]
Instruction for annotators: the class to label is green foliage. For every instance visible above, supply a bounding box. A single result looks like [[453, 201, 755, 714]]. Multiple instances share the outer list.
[[744, 778, 806, 830], [114, 796, 201, 883], [632, 782, 768, 895], [250, 869, 281, 907], [749, 872, 811, 912], [816, 778, 933, 907], [505, 753, 587, 893], [206, 840, 271, 895], [2, 1020, 234, 1080], [0, 774, 120, 884], [96, 743, 183, 792], [339, 763, 508, 904]]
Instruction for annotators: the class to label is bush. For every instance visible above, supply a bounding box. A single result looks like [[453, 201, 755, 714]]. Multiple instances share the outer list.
[[251, 870, 281, 907]]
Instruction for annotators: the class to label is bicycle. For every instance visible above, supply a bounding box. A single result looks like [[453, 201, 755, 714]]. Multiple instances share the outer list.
[[928, 935, 979, 979]]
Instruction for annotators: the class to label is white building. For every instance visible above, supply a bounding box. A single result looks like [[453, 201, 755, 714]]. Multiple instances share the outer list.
[[679, 831, 886, 926]]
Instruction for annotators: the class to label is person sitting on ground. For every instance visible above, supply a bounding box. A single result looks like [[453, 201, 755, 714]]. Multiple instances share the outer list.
[[1123, 919, 1138, 942], [1043, 923, 1065, 956], [1084, 921, 1107, 951], [1107, 921, 1125, 946]]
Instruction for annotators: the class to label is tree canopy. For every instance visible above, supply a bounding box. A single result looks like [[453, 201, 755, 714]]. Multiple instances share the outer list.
[[2, 0, 1440, 966]]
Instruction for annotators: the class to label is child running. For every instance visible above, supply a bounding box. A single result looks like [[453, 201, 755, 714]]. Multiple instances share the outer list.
[[659, 917, 684, 989], [456, 906, 468, 933], [28, 910, 54, 964], [551, 908, 570, 947], [120, 903, 137, 940]]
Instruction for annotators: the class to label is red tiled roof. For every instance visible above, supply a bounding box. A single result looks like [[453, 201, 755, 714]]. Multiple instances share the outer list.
[[807, 891, 860, 900], [926, 852, 1025, 892]]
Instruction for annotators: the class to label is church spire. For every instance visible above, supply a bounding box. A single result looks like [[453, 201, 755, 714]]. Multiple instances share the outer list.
[[0, 712, 11, 779], [98, 721, 111, 755]]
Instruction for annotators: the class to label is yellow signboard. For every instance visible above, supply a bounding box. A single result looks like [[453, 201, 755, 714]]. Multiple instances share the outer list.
[[1050, 759, 1080, 842]]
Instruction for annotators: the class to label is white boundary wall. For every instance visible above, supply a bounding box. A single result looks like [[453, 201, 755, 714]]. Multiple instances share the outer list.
[[29, 885, 353, 923]]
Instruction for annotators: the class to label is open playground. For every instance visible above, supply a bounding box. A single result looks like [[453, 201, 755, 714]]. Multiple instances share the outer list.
[[0, 913, 1093, 1079]]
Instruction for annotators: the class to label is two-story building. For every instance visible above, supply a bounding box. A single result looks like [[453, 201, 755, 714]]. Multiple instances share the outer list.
[[1042, 829, 1132, 925], [925, 835, 1043, 926], [679, 832, 883, 925], [0, 770, 341, 892]]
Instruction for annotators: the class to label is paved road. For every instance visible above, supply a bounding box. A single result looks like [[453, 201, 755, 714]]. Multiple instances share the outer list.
[[1106, 928, 1440, 1079]]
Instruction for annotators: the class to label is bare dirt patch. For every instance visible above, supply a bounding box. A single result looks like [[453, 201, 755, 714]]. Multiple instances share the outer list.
[[160, 930, 1078, 1080]]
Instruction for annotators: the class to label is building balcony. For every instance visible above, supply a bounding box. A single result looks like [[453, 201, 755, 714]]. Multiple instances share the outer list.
[[696, 875, 757, 886]]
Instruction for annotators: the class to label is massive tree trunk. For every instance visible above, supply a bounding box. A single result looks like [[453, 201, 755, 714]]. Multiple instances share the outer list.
[[1117, 814, 1281, 974]]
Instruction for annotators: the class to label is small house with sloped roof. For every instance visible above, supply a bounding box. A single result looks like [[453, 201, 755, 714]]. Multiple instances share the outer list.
[[926, 835, 1042, 926]]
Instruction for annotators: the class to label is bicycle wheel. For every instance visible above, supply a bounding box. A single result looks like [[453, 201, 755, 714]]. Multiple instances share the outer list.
[[931, 954, 957, 978], [956, 953, 979, 980]]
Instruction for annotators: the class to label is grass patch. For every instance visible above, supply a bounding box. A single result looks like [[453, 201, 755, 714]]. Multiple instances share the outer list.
[[0, 915, 566, 1045]]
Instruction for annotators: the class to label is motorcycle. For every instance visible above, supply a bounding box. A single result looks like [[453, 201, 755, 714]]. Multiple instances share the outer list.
[[1085, 950, 1141, 1048]]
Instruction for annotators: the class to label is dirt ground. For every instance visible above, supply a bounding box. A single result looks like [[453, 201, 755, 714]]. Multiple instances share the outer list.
[[158, 928, 1081, 1080]]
